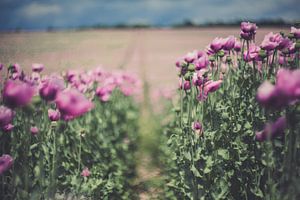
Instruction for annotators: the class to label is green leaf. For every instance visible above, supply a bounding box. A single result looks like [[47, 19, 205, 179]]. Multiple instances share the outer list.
[[217, 149, 229, 160], [184, 151, 192, 161], [191, 165, 202, 178]]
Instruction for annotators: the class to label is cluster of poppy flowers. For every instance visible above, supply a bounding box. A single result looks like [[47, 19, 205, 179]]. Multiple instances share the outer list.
[[175, 22, 300, 138], [255, 68, 300, 141], [0, 63, 141, 175]]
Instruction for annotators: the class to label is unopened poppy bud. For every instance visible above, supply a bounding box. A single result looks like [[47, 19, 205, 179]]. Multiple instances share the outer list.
[[218, 50, 225, 57], [209, 56, 215, 62], [279, 32, 285, 37], [58, 134, 64, 145], [258, 50, 267, 59], [173, 106, 180, 113], [51, 121, 58, 128], [287, 33, 294, 39], [188, 64, 195, 72], [287, 57, 294, 64], [295, 41, 300, 49], [184, 73, 191, 81], [226, 56, 232, 63], [181, 63, 188, 68]]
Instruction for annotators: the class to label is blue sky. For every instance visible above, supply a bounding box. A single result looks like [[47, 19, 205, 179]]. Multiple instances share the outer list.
[[0, 0, 299, 29]]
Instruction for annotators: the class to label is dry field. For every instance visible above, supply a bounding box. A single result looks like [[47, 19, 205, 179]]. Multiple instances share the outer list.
[[0, 27, 288, 89]]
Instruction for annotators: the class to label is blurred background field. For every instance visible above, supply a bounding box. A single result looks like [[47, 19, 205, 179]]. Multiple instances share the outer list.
[[0, 27, 289, 90]]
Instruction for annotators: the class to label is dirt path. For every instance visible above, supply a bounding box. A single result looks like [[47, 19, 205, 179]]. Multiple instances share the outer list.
[[119, 30, 163, 199]]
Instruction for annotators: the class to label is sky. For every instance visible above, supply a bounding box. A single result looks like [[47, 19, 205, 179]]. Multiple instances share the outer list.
[[0, 0, 299, 30]]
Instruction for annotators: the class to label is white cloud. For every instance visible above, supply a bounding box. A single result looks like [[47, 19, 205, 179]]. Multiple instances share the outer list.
[[20, 2, 62, 18]]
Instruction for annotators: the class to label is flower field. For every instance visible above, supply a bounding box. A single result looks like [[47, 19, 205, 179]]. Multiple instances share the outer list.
[[0, 23, 300, 200], [0, 65, 141, 199], [157, 24, 300, 199]]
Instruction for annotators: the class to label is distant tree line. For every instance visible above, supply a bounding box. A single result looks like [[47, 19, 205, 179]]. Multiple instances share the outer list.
[[8, 18, 299, 32]]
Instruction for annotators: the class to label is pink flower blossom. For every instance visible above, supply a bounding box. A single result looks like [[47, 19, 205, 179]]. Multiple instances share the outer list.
[[0, 154, 13, 175], [261, 32, 283, 51], [210, 37, 224, 53], [55, 89, 94, 120], [32, 63, 44, 73], [257, 69, 300, 109], [30, 126, 39, 136], [3, 80, 35, 108], [241, 22, 257, 33], [204, 80, 223, 94], [234, 40, 241, 52], [48, 109, 61, 121], [0, 106, 14, 129], [240, 22, 257, 40], [243, 44, 260, 62], [256, 116, 286, 142], [39, 75, 65, 101], [194, 54, 209, 70], [81, 167, 91, 177], [179, 79, 191, 90], [184, 50, 198, 63], [2, 124, 14, 132], [291, 27, 300, 39], [96, 84, 116, 102], [223, 36, 235, 51]]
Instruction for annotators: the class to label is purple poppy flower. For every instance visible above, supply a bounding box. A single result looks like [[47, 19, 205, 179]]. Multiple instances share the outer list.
[[276, 68, 300, 100], [175, 58, 186, 68], [194, 54, 209, 70], [223, 36, 235, 51], [210, 37, 224, 53], [278, 38, 292, 50], [55, 89, 94, 119], [2, 124, 14, 132], [184, 50, 198, 63], [120, 85, 135, 96], [255, 116, 286, 142], [30, 126, 39, 136], [0, 154, 13, 175], [261, 32, 283, 51], [48, 109, 61, 121], [257, 69, 300, 109], [192, 121, 203, 136], [278, 55, 287, 66], [234, 40, 241, 52], [32, 63, 44, 73], [0, 106, 14, 128], [65, 70, 80, 83], [81, 167, 91, 177], [291, 27, 300, 39], [288, 42, 296, 54], [243, 44, 260, 62], [39, 75, 65, 101], [3, 80, 35, 108], [192, 69, 208, 86], [193, 121, 202, 130], [240, 31, 252, 40], [256, 81, 286, 109], [241, 22, 257, 33], [179, 80, 191, 90], [204, 80, 222, 94], [96, 84, 115, 102]]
